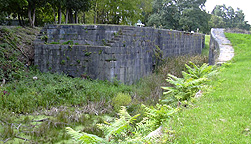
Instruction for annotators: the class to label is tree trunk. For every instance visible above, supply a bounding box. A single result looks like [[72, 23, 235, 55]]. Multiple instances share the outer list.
[[58, 6, 62, 24], [32, 8, 36, 27], [75, 11, 78, 24], [94, 14, 96, 24], [17, 14, 23, 27], [94, 2, 97, 24], [69, 9, 74, 23], [21, 14, 25, 26], [28, 6, 32, 26], [66, 8, 69, 24], [28, 3, 35, 27], [83, 12, 85, 24], [52, 8, 57, 24]]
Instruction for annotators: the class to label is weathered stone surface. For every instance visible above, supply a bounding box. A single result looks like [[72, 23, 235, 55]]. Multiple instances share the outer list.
[[35, 25, 205, 84], [209, 28, 234, 65]]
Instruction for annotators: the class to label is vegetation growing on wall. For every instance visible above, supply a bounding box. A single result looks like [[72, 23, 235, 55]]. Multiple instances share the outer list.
[[0, 26, 40, 81]]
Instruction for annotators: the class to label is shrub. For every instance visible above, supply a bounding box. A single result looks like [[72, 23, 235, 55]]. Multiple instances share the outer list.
[[111, 92, 132, 111]]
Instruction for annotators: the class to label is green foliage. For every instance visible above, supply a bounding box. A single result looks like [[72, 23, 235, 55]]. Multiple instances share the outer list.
[[66, 106, 141, 143], [66, 104, 178, 143], [211, 5, 250, 30], [162, 61, 216, 104], [135, 104, 177, 136], [162, 73, 207, 102], [62, 40, 73, 45], [90, 0, 142, 25], [0, 27, 39, 81], [49, 42, 60, 44], [0, 71, 133, 113], [41, 35, 48, 42], [170, 32, 251, 143], [182, 62, 217, 80], [147, 0, 210, 33], [202, 35, 210, 56], [134, 55, 208, 106], [66, 127, 105, 143], [112, 93, 132, 111], [97, 106, 140, 142], [85, 52, 92, 56], [61, 60, 66, 65]]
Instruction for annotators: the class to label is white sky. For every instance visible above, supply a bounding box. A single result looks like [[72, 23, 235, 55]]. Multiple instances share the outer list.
[[205, 0, 251, 24]]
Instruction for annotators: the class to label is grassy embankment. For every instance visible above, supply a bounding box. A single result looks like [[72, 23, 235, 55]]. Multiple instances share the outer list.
[[171, 33, 251, 143], [0, 26, 209, 143]]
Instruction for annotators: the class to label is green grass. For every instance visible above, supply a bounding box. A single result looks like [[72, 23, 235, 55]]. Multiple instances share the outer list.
[[170, 33, 251, 143], [0, 70, 133, 114], [202, 35, 210, 56]]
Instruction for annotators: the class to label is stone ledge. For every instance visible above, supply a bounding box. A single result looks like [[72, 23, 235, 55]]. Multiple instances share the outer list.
[[209, 28, 234, 65]]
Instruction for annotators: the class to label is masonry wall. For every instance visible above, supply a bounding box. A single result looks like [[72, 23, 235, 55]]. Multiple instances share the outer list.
[[35, 25, 205, 84]]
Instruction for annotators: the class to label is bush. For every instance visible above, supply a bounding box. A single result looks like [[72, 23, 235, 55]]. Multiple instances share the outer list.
[[112, 92, 132, 111]]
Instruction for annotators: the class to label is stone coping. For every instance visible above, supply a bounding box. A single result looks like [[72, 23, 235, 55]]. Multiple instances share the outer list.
[[211, 28, 234, 65]]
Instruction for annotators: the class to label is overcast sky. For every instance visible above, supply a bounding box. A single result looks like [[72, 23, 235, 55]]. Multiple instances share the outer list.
[[205, 0, 251, 24]]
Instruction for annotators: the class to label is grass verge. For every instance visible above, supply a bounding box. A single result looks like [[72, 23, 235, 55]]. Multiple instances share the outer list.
[[170, 33, 251, 143], [202, 35, 210, 56]]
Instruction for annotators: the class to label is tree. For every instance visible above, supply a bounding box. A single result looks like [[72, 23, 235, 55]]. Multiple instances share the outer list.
[[27, 0, 47, 27], [0, 0, 27, 26], [209, 15, 226, 28], [161, 0, 180, 29], [179, 7, 210, 32], [90, 0, 142, 25], [139, 0, 154, 25], [147, 0, 168, 28], [211, 5, 250, 30], [177, 0, 210, 32], [147, 0, 210, 33], [48, 0, 66, 24], [65, 0, 91, 24]]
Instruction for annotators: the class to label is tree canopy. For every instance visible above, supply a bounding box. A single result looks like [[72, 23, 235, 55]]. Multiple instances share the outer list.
[[0, 0, 250, 33], [210, 4, 250, 30], [147, 0, 211, 33]]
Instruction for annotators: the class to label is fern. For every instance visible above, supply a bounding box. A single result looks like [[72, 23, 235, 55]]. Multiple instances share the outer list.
[[162, 73, 207, 102], [66, 106, 177, 143], [143, 104, 177, 129], [183, 61, 217, 80], [97, 106, 140, 142], [65, 127, 105, 144], [162, 62, 216, 103]]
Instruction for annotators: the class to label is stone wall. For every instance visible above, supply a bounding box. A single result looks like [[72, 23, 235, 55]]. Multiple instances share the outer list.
[[35, 25, 205, 84], [209, 28, 234, 65]]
